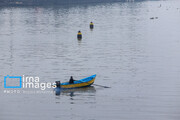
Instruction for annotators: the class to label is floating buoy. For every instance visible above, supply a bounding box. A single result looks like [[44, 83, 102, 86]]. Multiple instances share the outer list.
[[77, 31, 82, 40], [90, 22, 94, 29]]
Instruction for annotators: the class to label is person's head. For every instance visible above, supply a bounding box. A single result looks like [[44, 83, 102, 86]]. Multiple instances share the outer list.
[[91, 22, 93, 23], [70, 76, 73, 79], [78, 31, 81, 33]]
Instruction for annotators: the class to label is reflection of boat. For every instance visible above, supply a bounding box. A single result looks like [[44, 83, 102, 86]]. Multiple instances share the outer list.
[[54, 86, 96, 96], [60, 74, 96, 89]]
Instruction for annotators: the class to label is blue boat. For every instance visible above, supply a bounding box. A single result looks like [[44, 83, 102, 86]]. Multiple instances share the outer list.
[[60, 74, 96, 89]]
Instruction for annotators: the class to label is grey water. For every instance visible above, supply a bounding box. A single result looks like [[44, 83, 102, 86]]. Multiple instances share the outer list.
[[1, 0, 180, 120]]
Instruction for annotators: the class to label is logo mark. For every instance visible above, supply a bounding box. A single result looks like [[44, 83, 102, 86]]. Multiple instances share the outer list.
[[4, 75, 22, 88]]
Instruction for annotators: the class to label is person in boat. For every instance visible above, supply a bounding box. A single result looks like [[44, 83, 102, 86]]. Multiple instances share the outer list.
[[69, 76, 74, 84]]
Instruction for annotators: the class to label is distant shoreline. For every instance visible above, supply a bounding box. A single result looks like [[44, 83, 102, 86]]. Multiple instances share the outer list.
[[0, 0, 147, 6]]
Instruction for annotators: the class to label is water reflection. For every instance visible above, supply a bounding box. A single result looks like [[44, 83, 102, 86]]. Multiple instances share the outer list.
[[54, 86, 96, 96]]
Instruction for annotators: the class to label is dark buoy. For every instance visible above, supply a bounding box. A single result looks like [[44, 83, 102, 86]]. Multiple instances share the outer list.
[[77, 31, 82, 40], [90, 22, 94, 29]]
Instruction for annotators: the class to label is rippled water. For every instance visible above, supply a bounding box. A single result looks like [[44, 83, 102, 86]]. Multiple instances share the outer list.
[[1, 0, 180, 120]]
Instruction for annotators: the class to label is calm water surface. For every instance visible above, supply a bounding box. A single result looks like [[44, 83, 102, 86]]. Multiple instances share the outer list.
[[1, 0, 180, 120]]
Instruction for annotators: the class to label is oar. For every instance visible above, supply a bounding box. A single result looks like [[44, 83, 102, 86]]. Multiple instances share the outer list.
[[93, 84, 111, 88], [73, 80, 110, 88]]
